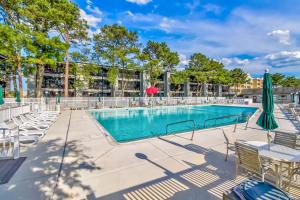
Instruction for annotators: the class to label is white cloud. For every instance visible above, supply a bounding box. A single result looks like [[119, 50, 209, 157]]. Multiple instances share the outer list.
[[267, 30, 291, 45], [186, 0, 201, 14], [86, 5, 103, 16], [80, 9, 102, 28], [86, 0, 93, 6], [179, 54, 189, 65], [159, 17, 177, 33], [126, 11, 134, 17], [221, 57, 249, 69], [264, 51, 300, 68], [118, 6, 300, 76], [126, 0, 152, 5], [220, 51, 300, 77], [203, 4, 222, 15]]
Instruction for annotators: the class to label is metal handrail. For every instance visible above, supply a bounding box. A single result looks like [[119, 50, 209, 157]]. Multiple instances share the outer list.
[[204, 114, 241, 132], [166, 120, 196, 140]]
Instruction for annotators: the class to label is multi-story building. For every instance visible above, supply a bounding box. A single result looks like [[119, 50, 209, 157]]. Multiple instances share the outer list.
[[27, 64, 143, 97], [27, 63, 232, 97], [229, 74, 263, 95], [241, 87, 300, 103]]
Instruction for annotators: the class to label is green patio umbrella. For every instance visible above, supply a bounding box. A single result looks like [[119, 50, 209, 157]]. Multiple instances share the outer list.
[[56, 95, 61, 104], [291, 93, 295, 103], [0, 85, 4, 105], [256, 69, 278, 146], [16, 91, 21, 103]]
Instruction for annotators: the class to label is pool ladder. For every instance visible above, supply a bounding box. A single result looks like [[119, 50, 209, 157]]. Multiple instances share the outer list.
[[165, 120, 196, 141], [204, 114, 250, 132]]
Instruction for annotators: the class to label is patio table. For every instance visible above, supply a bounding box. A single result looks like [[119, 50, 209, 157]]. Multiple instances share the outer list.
[[243, 141, 300, 187]]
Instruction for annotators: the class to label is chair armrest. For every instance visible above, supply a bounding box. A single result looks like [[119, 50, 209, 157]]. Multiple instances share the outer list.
[[291, 167, 300, 175]]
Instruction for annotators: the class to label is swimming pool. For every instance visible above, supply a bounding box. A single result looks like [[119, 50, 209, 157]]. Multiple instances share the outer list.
[[90, 105, 257, 143]]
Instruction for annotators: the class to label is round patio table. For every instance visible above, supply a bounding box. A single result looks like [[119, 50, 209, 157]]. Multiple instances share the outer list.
[[243, 141, 300, 187]]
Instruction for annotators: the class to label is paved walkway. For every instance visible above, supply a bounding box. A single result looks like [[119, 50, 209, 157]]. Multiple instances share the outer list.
[[0, 104, 299, 200]]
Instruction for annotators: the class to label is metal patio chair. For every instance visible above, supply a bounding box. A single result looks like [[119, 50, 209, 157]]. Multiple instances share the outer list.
[[222, 129, 236, 161], [273, 131, 297, 149], [235, 142, 271, 182]]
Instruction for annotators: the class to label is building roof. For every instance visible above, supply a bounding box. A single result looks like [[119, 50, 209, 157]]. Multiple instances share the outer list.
[[241, 87, 300, 95]]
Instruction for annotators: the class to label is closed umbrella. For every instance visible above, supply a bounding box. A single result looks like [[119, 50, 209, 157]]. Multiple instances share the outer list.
[[298, 92, 300, 105], [16, 91, 21, 103], [0, 85, 4, 105], [291, 93, 295, 103], [56, 95, 61, 104], [256, 69, 278, 147]]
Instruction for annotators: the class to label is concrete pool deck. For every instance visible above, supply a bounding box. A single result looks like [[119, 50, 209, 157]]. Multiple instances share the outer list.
[[0, 104, 299, 199]]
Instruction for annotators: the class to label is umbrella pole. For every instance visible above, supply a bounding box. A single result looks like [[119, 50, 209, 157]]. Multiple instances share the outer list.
[[267, 130, 271, 150]]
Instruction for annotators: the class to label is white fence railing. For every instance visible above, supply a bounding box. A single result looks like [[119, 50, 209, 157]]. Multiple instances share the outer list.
[[2, 97, 247, 111]]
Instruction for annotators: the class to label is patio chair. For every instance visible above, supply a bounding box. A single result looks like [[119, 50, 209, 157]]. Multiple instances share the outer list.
[[26, 113, 57, 122], [0, 122, 45, 138], [287, 167, 300, 192], [223, 179, 293, 200], [0, 127, 38, 147], [12, 116, 48, 131], [20, 114, 52, 126], [222, 129, 236, 161], [235, 142, 271, 182], [273, 131, 297, 149]]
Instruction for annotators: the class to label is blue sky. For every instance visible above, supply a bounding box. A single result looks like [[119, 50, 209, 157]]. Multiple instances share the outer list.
[[75, 0, 300, 78]]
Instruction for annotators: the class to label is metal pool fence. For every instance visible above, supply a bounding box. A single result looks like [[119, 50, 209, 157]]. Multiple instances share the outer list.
[[2, 97, 247, 112]]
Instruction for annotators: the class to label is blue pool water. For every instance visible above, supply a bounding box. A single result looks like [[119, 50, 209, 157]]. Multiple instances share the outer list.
[[90, 105, 257, 143]]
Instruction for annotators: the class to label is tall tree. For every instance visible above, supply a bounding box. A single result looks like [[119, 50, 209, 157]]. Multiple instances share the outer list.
[[0, 0, 30, 97], [23, 0, 65, 97], [69, 49, 99, 97], [170, 70, 188, 96], [229, 68, 249, 96], [208, 60, 229, 96], [53, 0, 88, 97], [187, 53, 211, 96], [271, 73, 285, 88], [141, 41, 179, 86], [93, 24, 140, 97], [282, 76, 300, 87]]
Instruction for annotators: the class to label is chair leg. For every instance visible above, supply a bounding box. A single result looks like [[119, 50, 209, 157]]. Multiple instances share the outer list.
[[287, 168, 294, 192], [225, 148, 228, 161], [235, 160, 238, 179]]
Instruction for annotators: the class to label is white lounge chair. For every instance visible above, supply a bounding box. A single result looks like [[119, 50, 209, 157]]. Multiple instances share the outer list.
[[0, 128, 38, 146], [12, 116, 48, 131], [21, 114, 53, 126], [19, 115, 50, 127], [26, 113, 56, 122], [0, 122, 45, 138]]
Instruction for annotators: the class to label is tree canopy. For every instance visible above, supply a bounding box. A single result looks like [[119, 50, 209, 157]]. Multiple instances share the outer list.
[[141, 41, 179, 86], [1, 0, 299, 98]]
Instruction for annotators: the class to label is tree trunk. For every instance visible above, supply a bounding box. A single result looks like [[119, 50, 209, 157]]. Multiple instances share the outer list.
[[35, 64, 45, 98], [121, 67, 125, 97], [17, 52, 23, 97], [122, 81, 128, 97], [4, 73, 10, 98], [111, 85, 115, 97], [196, 83, 200, 97], [12, 72, 17, 94], [64, 41, 70, 97], [176, 85, 181, 97]]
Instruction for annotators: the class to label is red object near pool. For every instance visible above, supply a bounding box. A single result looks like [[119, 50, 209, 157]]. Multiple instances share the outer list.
[[146, 86, 159, 95]]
